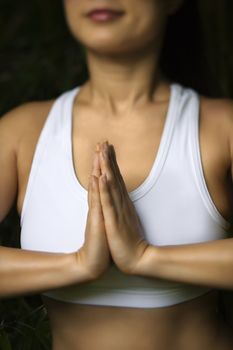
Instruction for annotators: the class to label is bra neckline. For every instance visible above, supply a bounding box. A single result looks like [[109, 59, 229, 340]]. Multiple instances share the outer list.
[[65, 83, 181, 202]]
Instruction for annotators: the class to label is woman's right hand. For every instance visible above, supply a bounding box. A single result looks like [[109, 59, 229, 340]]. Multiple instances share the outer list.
[[76, 144, 111, 280]]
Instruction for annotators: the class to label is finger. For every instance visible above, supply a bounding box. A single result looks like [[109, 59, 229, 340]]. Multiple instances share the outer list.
[[109, 145, 136, 214], [108, 144, 126, 196], [87, 174, 92, 208], [92, 147, 101, 178], [98, 142, 111, 178], [90, 175, 104, 221], [88, 148, 101, 207], [98, 173, 118, 225], [90, 175, 100, 209], [109, 144, 129, 198], [99, 142, 123, 211]]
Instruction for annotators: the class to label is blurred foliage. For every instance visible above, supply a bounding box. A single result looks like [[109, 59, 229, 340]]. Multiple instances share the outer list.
[[0, 0, 233, 349], [0, 297, 51, 349], [0, 298, 51, 350]]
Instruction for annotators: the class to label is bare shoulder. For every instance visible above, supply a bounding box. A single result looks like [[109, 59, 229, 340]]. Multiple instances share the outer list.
[[200, 95, 233, 159], [200, 95, 233, 130], [0, 99, 55, 150]]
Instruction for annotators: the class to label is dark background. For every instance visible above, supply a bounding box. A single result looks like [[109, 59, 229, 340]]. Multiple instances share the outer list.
[[0, 0, 233, 348]]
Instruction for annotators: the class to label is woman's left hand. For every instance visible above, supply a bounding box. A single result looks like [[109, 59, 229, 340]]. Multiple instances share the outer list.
[[96, 140, 151, 275]]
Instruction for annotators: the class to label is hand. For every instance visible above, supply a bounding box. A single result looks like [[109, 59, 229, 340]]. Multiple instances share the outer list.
[[77, 145, 111, 280], [97, 141, 151, 275]]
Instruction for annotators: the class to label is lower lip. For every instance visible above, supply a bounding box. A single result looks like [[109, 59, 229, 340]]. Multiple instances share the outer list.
[[87, 11, 124, 22]]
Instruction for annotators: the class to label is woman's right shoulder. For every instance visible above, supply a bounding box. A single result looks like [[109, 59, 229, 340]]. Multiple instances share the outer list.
[[0, 99, 56, 141], [0, 99, 54, 151]]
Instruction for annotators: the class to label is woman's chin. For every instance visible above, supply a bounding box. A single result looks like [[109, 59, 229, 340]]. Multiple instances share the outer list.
[[83, 39, 140, 57], [87, 46, 129, 56]]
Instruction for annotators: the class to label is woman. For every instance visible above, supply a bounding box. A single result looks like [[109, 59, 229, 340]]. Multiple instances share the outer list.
[[0, 0, 233, 349]]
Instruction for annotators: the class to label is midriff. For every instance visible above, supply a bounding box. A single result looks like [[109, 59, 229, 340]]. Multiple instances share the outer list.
[[42, 289, 233, 350]]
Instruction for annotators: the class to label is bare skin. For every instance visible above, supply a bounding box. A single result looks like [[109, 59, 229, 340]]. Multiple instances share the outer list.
[[15, 80, 233, 350], [1, 1, 232, 349]]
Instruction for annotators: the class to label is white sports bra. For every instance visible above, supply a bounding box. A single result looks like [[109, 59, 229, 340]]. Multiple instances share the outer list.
[[20, 83, 231, 308]]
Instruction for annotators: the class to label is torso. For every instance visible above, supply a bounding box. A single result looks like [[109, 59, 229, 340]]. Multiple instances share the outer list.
[[16, 81, 233, 350]]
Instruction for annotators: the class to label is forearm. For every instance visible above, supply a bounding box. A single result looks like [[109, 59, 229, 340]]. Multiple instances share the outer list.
[[0, 246, 89, 298], [135, 238, 233, 290]]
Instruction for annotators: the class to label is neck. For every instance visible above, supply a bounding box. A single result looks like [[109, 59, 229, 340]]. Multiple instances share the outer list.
[[83, 47, 166, 116]]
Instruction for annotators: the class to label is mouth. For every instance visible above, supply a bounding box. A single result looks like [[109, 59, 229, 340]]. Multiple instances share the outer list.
[[86, 8, 125, 22]]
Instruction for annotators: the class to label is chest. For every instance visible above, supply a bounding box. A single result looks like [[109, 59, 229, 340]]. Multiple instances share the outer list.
[[17, 104, 232, 227]]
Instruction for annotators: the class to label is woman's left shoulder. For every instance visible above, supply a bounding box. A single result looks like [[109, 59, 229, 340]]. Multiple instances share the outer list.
[[199, 93, 233, 132], [197, 94, 233, 163]]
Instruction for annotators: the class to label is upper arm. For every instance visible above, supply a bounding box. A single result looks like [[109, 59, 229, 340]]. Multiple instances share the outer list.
[[200, 96, 233, 177], [225, 100, 233, 181], [0, 100, 55, 223], [0, 103, 38, 223], [0, 110, 19, 222]]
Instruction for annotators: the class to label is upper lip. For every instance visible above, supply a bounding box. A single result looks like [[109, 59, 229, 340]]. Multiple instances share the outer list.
[[86, 8, 124, 16]]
